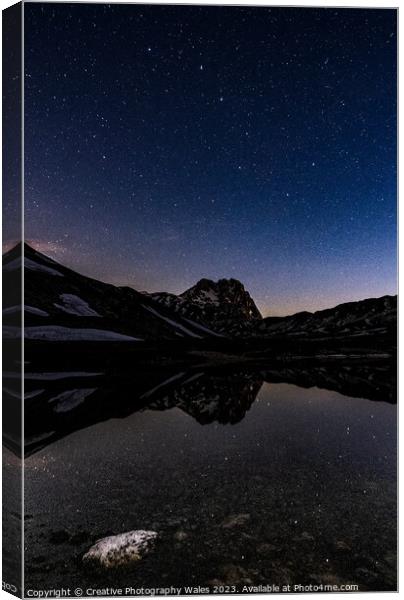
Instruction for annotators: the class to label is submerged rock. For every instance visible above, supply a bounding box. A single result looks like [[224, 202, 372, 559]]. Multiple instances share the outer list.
[[82, 530, 157, 570], [173, 530, 188, 542], [221, 513, 251, 529], [334, 540, 351, 553]]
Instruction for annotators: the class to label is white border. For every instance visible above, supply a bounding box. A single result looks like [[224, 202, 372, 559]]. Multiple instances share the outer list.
[[0, 1, 399, 599], [21, 1, 25, 597]]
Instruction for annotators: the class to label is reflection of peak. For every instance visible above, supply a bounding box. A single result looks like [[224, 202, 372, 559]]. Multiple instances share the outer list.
[[149, 372, 263, 425], [185, 376, 263, 425], [6, 360, 395, 457], [14, 369, 264, 456]]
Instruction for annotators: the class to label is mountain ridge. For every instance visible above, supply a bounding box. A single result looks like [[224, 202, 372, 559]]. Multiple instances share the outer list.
[[2, 243, 397, 343]]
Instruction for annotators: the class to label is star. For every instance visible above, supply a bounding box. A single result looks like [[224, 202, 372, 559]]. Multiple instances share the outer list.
[[19, 3, 396, 315]]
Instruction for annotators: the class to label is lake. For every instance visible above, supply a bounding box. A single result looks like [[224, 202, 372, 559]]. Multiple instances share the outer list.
[[20, 366, 396, 593]]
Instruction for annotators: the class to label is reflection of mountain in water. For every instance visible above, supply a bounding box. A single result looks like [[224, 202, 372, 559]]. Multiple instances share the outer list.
[[261, 362, 396, 405], [4, 361, 395, 457], [147, 373, 263, 425]]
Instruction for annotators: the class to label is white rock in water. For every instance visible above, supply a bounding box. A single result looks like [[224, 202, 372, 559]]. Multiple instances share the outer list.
[[83, 530, 157, 569]]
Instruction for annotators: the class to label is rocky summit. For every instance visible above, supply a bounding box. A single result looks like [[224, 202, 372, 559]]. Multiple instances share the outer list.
[[2, 243, 397, 344], [181, 278, 262, 320], [152, 278, 262, 335]]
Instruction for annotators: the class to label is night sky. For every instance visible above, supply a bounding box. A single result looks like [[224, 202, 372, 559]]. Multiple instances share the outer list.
[[20, 4, 397, 316]]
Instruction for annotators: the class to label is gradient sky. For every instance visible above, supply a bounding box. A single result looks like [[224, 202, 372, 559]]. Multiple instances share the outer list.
[[19, 3, 397, 316]]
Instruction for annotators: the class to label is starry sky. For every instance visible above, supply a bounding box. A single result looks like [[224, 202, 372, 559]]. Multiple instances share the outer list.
[[19, 3, 397, 316]]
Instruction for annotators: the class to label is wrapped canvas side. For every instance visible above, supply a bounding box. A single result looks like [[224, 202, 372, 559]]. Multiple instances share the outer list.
[[2, 2, 23, 597]]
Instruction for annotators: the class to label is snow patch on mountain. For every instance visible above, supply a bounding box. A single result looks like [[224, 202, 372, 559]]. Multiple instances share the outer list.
[[3, 306, 19, 315], [193, 289, 219, 305], [3, 256, 64, 276], [3, 305, 49, 317], [141, 305, 202, 338], [4, 325, 142, 342], [25, 372, 102, 380], [182, 317, 225, 337], [25, 305, 50, 317], [54, 294, 101, 317]]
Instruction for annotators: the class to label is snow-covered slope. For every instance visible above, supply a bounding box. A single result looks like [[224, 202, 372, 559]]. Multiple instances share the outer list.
[[2, 244, 222, 342], [2, 243, 396, 343]]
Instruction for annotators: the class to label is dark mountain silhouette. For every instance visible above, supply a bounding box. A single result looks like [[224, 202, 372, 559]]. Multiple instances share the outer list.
[[151, 277, 262, 334], [2, 243, 220, 342], [257, 295, 396, 339], [2, 243, 397, 346], [2, 244, 396, 456]]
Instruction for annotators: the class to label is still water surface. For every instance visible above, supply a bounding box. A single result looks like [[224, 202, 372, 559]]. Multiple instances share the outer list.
[[23, 376, 396, 592]]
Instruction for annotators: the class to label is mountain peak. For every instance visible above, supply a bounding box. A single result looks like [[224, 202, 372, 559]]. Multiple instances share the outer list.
[[3, 242, 46, 262], [181, 277, 262, 321]]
